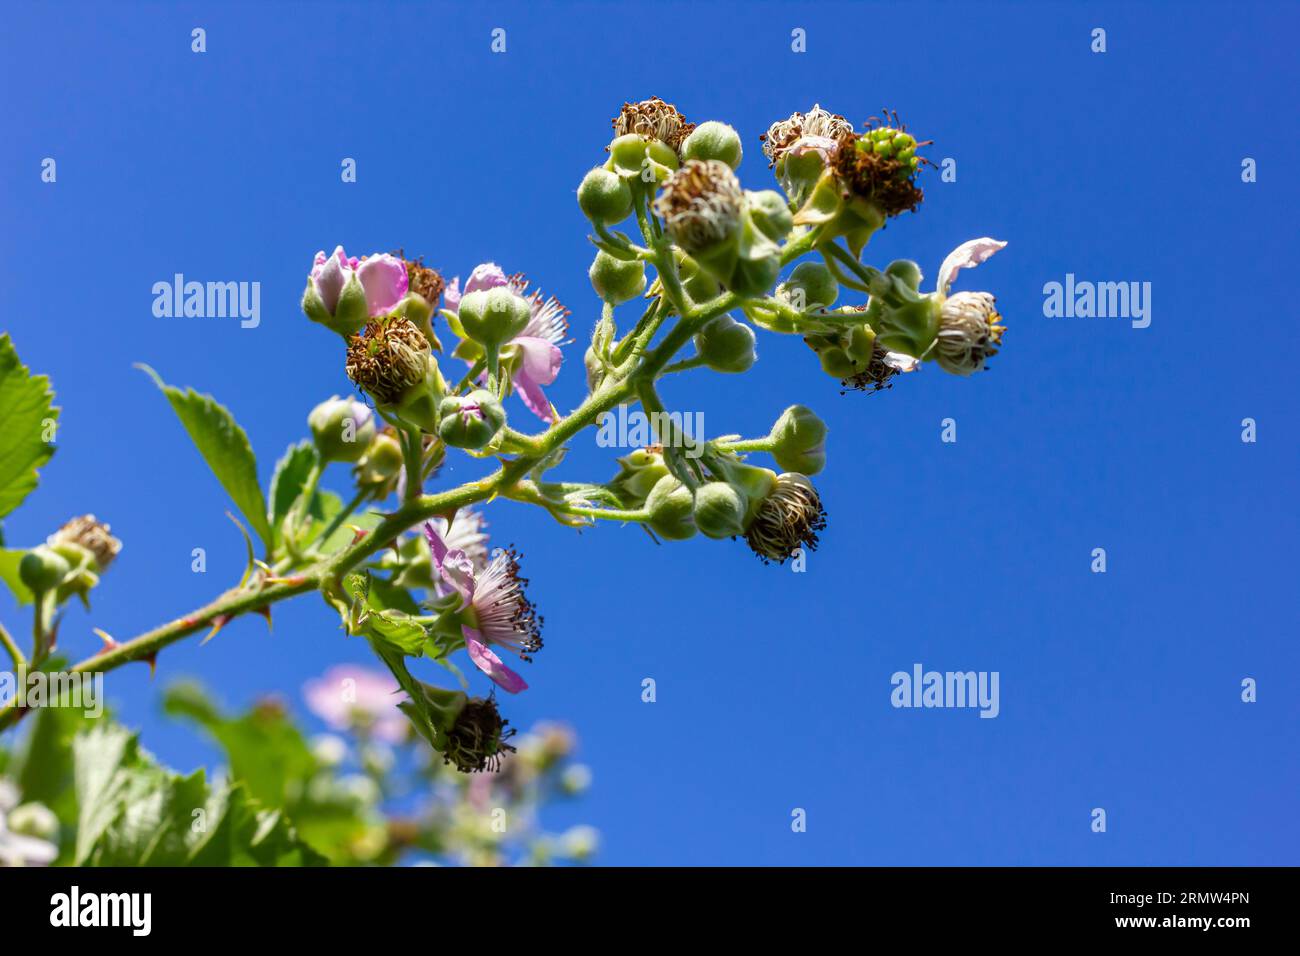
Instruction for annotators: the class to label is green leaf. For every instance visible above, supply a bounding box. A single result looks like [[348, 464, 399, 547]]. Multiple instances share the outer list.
[[268, 441, 319, 545], [137, 364, 273, 550], [0, 334, 58, 518], [0, 547, 34, 604], [71, 720, 325, 866]]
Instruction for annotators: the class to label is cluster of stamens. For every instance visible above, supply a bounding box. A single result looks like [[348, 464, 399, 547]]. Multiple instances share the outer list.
[[759, 104, 855, 166], [345, 317, 430, 405], [612, 96, 695, 152], [443, 696, 517, 773], [653, 159, 745, 253], [48, 515, 121, 571], [743, 475, 827, 564]]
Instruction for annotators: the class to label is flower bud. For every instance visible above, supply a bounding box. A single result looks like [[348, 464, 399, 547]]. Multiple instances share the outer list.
[[645, 475, 697, 540], [885, 258, 923, 291], [933, 292, 1004, 375], [743, 472, 826, 564], [7, 802, 58, 842], [692, 481, 746, 539], [353, 431, 405, 489], [303, 247, 409, 336], [746, 190, 794, 243], [308, 396, 376, 463], [457, 287, 532, 352], [693, 314, 756, 373], [778, 261, 838, 311], [681, 121, 743, 169], [726, 214, 782, 298], [437, 390, 507, 450], [588, 251, 647, 305], [18, 546, 70, 594], [47, 515, 121, 573], [577, 167, 634, 225], [769, 405, 827, 475], [610, 447, 670, 507]]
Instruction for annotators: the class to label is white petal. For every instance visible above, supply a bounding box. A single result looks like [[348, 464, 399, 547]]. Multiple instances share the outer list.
[[937, 238, 1007, 296]]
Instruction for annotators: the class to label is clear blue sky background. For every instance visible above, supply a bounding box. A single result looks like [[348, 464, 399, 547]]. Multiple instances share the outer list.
[[2, 1, 1297, 865]]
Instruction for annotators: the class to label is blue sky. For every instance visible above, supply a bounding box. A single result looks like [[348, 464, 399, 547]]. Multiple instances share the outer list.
[[2, 1, 1297, 864]]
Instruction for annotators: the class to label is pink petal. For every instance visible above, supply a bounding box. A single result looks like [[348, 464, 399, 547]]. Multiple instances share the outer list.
[[513, 370, 555, 423], [462, 262, 508, 296], [357, 253, 409, 317], [312, 246, 350, 314], [464, 629, 529, 694], [937, 238, 1006, 296], [513, 336, 563, 387], [422, 522, 476, 603], [444, 277, 462, 312]]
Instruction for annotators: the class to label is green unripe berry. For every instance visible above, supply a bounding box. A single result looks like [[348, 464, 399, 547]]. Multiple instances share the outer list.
[[769, 405, 828, 476], [308, 396, 376, 463], [885, 259, 923, 290], [458, 287, 531, 351], [354, 433, 405, 488], [681, 121, 743, 169], [692, 481, 747, 539], [786, 261, 839, 309], [577, 167, 633, 224], [746, 190, 794, 242], [19, 546, 70, 594], [437, 390, 506, 450], [693, 314, 756, 373], [589, 251, 646, 305], [645, 475, 697, 540]]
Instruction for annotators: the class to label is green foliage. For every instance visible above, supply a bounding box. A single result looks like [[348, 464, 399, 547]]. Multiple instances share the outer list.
[[268, 440, 320, 545], [0, 334, 58, 520], [137, 364, 274, 551], [0, 547, 34, 604]]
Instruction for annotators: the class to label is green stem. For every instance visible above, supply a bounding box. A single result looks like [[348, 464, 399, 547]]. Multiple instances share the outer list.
[[0, 620, 25, 669], [316, 488, 369, 547], [400, 425, 423, 503]]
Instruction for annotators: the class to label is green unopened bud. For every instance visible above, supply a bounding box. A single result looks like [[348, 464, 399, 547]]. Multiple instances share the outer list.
[[693, 314, 756, 373], [19, 546, 70, 594], [353, 431, 405, 491], [886, 259, 923, 290], [588, 251, 647, 305], [681, 121, 743, 169], [645, 475, 697, 540], [746, 190, 795, 243], [692, 481, 746, 539], [610, 447, 670, 507], [308, 396, 376, 463], [457, 287, 531, 352], [7, 802, 58, 842], [577, 167, 634, 224], [302, 270, 370, 337], [438, 390, 506, 450], [769, 405, 827, 475], [726, 215, 781, 298], [778, 261, 839, 311]]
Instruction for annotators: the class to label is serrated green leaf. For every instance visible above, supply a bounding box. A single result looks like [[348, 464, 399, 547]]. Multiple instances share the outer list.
[[0, 547, 34, 604], [137, 364, 272, 550], [0, 334, 58, 518], [268, 440, 319, 544]]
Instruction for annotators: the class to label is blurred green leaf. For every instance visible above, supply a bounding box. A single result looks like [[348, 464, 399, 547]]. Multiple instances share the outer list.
[[0, 547, 34, 604], [137, 364, 273, 551], [0, 334, 58, 518]]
